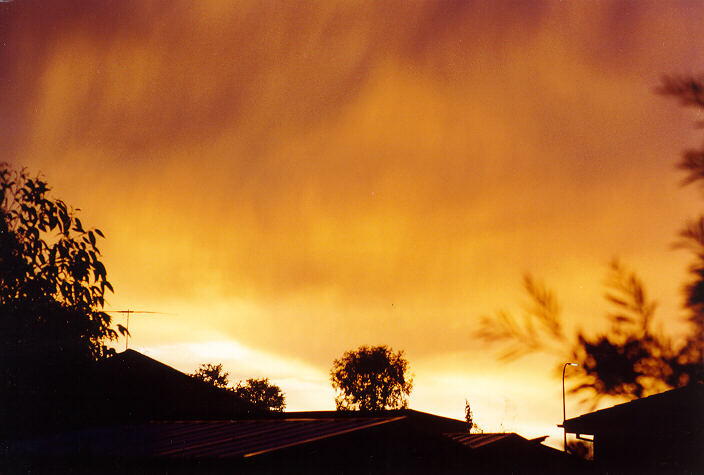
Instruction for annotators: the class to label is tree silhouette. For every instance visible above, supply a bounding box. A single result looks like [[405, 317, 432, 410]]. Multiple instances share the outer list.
[[234, 378, 286, 413], [659, 75, 704, 386], [190, 364, 286, 412], [0, 164, 123, 436], [190, 363, 230, 389], [477, 76, 704, 404], [464, 399, 481, 433], [330, 345, 413, 411]]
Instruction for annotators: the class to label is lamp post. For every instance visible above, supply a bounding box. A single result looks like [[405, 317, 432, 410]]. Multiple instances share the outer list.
[[563, 362, 579, 453]]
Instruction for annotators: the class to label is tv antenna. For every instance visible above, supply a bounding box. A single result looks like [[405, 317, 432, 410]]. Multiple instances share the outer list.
[[104, 310, 170, 351]]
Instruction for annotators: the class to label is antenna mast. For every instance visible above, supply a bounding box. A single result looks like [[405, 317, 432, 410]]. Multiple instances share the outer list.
[[104, 310, 168, 351]]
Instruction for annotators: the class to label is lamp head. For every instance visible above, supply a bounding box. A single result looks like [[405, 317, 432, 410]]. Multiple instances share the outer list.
[[568, 363, 579, 367]]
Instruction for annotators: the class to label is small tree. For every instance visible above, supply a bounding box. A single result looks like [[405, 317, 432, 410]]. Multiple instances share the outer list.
[[330, 345, 413, 411], [190, 363, 230, 389], [465, 399, 480, 433], [234, 378, 286, 412]]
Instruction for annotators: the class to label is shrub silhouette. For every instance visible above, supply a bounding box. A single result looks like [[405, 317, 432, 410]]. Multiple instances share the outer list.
[[234, 378, 286, 413], [191, 363, 286, 412]]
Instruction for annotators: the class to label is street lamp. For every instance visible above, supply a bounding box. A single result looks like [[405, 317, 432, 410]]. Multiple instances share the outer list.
[[562, 362, 579, 453]]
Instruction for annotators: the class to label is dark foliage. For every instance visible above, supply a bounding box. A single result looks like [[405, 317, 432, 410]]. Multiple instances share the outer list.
[[566, 440, 593, 461], [330, 345, 413, 411], [569, 261, 688, 400], [234, 378, 286, 413], [660, 76, 704, 359], [0, 164, 121, 436], [464, 399, 480, 433], [190, 363, 286, 412], [657, 74, 704, 111], [190, 363, 230, 389], [476, 275, 565, 362], [477, 76, 704, 404]]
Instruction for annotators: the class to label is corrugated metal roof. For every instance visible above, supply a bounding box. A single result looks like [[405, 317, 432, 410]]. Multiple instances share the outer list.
[[444, 432, 520, 449], [19, 417, 406, 459]]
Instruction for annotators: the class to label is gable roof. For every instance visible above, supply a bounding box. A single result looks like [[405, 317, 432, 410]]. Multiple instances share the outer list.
[[444, 432, 576, 472], [94, 349, 253, 423], [562, 383, 704, 435]]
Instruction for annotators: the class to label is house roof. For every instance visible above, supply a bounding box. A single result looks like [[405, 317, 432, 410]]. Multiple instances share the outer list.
[[94, 349, 253, 422], [9, 410, 469, 459], [446, 432, 535, 449], [445, 432, 563, 456], [7, 409, 582, 472], [14, 417, 406, 459], [562, 383, 704, 435], [444, 431, 574, 471], [11, 413, 565, 459]]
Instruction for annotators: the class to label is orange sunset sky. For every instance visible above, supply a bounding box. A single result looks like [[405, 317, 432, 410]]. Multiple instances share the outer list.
[[2, 0, 704, 446]]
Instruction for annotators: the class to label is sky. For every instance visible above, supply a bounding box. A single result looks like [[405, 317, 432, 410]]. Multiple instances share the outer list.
[[2, 0, 704, 446]]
